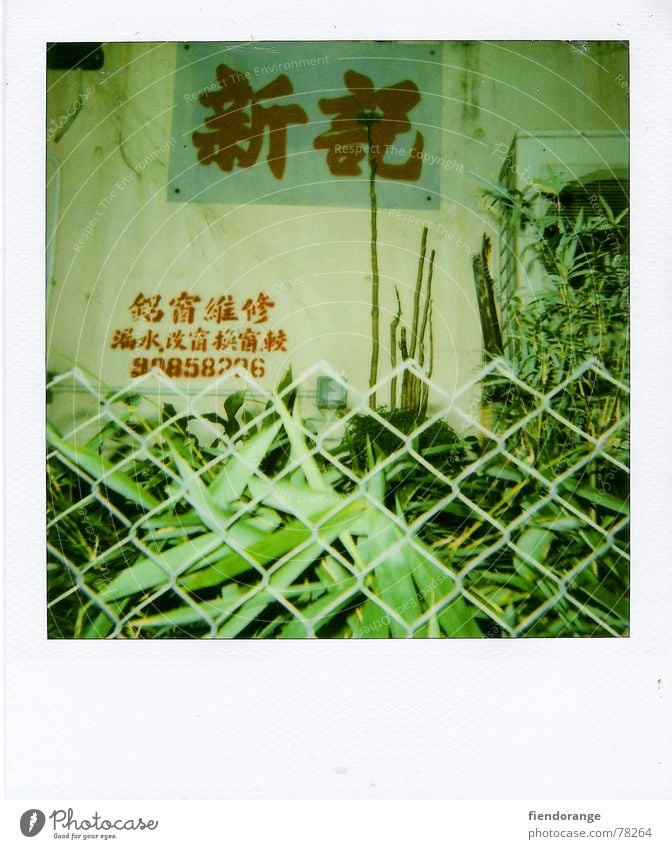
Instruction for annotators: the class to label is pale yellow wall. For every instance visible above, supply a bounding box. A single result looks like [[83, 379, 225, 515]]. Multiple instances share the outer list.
[[46, 40, 628, 429]]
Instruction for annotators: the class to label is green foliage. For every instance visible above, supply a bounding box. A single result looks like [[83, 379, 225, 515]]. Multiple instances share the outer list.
[[47, 394, 482, 639], [481, 182, 629, 460], [388, 228, 436, 415], [341, 409, 466, 477], [466, 181, 630, 635], [483, 178, 629, 391]]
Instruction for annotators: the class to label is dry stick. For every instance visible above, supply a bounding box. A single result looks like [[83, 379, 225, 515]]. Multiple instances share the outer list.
[[390, 287, 402, 408], [399, 326, 410, 411], [418, 351, 426, 415], [407, 363, 419, 413], [472, 251, 491, 359], [481, 236, 503, 357], [415, 248, 435, 419], [405, 231, 430, 416], [418, 245, 436, 416], [418, 248, 436, 369], [399, 326, 409, 360], [427, 308, 434, 379], [368, 143, 380, 409], [409, 227, 429, 360], [419, 308, 434, 419], [409, 370, 418, 415], [472, 234, 503, 361]]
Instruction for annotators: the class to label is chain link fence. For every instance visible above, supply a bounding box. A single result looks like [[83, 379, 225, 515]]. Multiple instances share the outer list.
[[46, 359, 629, 639]]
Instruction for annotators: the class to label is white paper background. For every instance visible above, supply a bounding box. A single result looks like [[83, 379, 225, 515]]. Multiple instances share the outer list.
[[4, 0, 672, 800]]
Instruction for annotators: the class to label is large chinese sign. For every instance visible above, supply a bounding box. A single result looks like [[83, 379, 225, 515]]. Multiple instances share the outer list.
[[168, 41, 442, 208]]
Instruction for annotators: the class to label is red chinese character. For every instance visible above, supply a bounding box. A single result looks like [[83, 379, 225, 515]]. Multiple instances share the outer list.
[[111, 328, 136, 350], [189, 327, 209, 352], [313, 70, 424, 180], [262, 329, 288, 352], [204, 295, 238, 323], [129, 293, 164, 323], [242, 292, 275, 323], [213, 329, 238, 351], [136, 330, 164, 352], [169, 291, 201, 324], [239, 328, 259, 353], [192, 65, 308, 179], [166, 330, 187, 350]]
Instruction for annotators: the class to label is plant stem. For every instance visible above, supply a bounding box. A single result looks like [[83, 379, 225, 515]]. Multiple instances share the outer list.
[[390, 287, 402, 407], [368, 132, 380, 408], [410, 227, 429, 360], [418, 248, 436, 368], [399, 327, 410, 411]]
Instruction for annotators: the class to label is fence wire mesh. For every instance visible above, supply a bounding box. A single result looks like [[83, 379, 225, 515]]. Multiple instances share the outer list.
[[46, 359, 629, 639]]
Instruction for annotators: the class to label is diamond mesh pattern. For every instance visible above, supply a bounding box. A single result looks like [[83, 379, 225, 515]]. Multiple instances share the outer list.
[[46, 359, 629, 639]]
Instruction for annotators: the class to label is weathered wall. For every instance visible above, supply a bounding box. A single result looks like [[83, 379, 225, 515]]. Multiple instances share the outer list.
[[46, 40, 628, 427]]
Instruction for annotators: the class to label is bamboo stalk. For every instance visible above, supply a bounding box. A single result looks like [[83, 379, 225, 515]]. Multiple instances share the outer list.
[[419, 310, 434, 419], [367, 132, 380, 408], [409, 227, 429, 360], [417, 248, 436, 368], [400, 327, 411, 411], [390, 287, 402, 408], [427, 306, 434, 379], [410, 372, 419, 414]]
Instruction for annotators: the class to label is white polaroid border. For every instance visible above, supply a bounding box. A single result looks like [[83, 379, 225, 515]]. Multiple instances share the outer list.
[[3, 0, 672, 803]]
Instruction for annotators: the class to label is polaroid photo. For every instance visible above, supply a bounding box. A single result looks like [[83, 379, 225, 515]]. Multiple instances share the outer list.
[[3, 0, 671, 833]]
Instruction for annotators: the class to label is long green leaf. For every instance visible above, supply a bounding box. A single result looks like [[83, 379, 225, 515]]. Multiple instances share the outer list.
[[436, 596, 483, 637], [209, 418, 282, 504], [568, 483, 629, 516], [223, 391, 245, 435], [514, 526, 554, 580], [357, 514, 422, 635], [168, 443, 231, 533], [211, 501, 367, 635], [349, 600, 391, 638], [102, 504, 284, 602], [101, 533, 228, 601], [274, 395, 330, 492], [47, 423, 160, 512], [409, 548, 482, 637], [248, 477, 346, 521], [279, 577, 359, 637], [82, 600, 126, 638], [216, 589, 275, 638], [132, 584, 246, 630], [180, 498, 367, 594]]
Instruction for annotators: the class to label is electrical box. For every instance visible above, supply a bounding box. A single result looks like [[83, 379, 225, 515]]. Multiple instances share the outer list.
[[316, 377, 347, 410]]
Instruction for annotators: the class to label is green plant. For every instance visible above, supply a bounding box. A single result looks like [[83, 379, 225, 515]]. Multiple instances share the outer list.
[[478, 180, 628, 457], [341, 408, 465, 477], [389, 226, 436, 416], [47, 385, 484, 639], [460, 180, 630, 635], [358, 111, 436, 415], [358, 109, 383, 407], [47, 359, 628, 638]]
